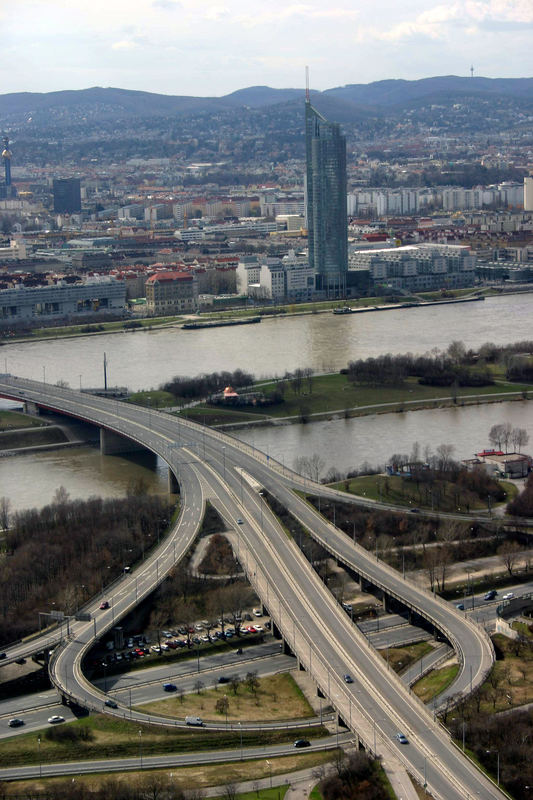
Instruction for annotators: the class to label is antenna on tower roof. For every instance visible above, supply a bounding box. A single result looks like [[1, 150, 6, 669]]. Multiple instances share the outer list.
[[470, 64, 474, 78], [305, 66, 310, 102]]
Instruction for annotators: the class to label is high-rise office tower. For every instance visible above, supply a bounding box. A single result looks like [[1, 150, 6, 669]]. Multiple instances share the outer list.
[[53, 178, 82, 213], [524, 176, 533, 212], [305, 97, 348, 297]]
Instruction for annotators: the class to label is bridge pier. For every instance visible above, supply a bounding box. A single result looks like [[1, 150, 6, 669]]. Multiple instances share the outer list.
[[168, 468, 179, 493], [100, 428, 145, 455], [23, 400, 40, 416]]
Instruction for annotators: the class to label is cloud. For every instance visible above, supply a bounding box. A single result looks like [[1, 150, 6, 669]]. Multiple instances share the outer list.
[[365, 0, 533, 42], [235, 3, 360, 28], [111, 40, 139, 50], [152, 0, 182, 9]]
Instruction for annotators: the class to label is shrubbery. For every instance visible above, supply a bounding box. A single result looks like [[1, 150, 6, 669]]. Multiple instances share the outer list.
[[161, 369, 254, 401]]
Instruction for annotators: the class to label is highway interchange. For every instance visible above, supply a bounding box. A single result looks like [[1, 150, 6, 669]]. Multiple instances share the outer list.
[[0, 375, 511, 799]]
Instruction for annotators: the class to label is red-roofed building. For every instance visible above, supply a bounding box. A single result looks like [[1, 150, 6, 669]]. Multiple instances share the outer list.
[[145, 270, 198, 316]]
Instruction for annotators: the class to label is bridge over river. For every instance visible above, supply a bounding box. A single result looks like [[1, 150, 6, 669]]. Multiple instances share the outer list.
[[0, 374, 504, 800]]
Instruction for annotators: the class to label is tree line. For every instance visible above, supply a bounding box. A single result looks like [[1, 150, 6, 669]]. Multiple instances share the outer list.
[[0, 775, 206, 800], [345, 351, 493, 388], [342, 339, 533, 389]]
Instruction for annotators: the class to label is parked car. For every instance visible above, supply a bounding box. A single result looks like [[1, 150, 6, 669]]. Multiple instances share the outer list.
[[218, 676, 230, 684], [456, 603, 465, 611], [294, 739, 311, 748]]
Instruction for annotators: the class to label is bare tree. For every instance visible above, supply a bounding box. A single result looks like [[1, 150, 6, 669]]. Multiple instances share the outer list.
[[139, 772, 172, 800], [223, 783, 237, 800], [512, 427, 530, 453], [436, 443, 455, 471], [447, 340, 466, 363], [308, 453, 325, 482], [0, 497, 10, 531], [501, 422, 513, 453], [245, 670, 259, 696], [303, 366, 314, 394], [489, 424, 506, 450], [215, 695, 229, 716], [52, 486, 70, 506], [498, 541, 522, 576]]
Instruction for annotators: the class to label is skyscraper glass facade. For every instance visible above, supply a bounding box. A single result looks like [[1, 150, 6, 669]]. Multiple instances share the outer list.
[[305, 101, 348, 298]]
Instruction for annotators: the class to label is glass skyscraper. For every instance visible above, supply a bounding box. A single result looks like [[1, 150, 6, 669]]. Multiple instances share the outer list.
[[305, 100, 348, 298]]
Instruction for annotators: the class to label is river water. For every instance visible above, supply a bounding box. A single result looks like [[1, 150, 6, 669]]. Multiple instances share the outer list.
[[1, 292, 532, 510], [2, 293, 532, 389], [235, 399, 533, 478]]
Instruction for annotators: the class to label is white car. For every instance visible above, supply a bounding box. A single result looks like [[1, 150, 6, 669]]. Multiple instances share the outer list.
[[48, 715, 65, 724], [151, 645, 161, 654], [253, 609, 262, 617], [502, 592, 515, 600]]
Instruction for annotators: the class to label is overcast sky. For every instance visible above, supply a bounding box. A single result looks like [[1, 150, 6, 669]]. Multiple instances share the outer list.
[[3, 0, 533, 96]]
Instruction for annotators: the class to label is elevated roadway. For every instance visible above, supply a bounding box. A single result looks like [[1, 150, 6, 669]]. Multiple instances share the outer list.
[[0, 376, 504, 799]]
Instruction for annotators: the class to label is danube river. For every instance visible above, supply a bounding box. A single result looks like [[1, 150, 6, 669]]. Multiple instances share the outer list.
[[2, 292, 532, 390], [1, 292, 532, 510]]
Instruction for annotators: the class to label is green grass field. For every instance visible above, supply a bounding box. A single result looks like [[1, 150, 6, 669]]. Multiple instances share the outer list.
[[412, 665, 460, 703], [175, 372, 531, 426], [0, 410, 47, 430], [0, 713, 327, 767], [332, 473, 516, 512]]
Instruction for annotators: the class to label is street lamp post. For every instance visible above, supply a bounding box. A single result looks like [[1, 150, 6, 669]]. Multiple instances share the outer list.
[[239, 722, 243, 760], [38, 735, 42, 778], [139, 729, 143, 769], [222, 446, 226, 480], [259, 491, 264, 532], [266, 760, 272, 788], [486, 749, 500, 786]]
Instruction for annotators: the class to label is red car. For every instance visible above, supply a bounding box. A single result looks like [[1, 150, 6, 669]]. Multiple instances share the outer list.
[[99, 601, 109, 610], [246, 626, 257, 634]]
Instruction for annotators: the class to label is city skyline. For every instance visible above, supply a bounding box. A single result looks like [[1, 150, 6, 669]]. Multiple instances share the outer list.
[[2, 1, 533, 97]]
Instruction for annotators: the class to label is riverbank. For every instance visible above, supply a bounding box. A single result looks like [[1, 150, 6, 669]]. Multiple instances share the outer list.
[[4, 286, 529, 347], [177, 368, 532, 430]]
